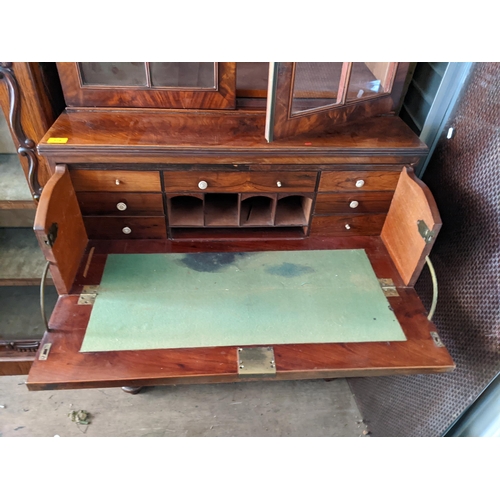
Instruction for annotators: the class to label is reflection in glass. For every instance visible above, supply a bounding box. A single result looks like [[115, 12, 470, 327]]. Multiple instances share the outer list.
[[79, 62, 147, 86], [347, 63, 395, 101], [150, 63, 216, 88], [291, 62, 345, 115]]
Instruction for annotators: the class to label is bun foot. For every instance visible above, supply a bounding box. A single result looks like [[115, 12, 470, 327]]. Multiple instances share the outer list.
[[121, 386, 144, 394]]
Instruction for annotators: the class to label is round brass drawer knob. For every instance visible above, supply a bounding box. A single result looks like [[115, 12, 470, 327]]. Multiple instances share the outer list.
[[355, 179, 365, 188], [115, 179, 121, 185], [345, 224, 351, 230], [116, 202, 127, 211], [198, 180, 208, 190], [122, 227, 132, 235], [349, 201, 359, 209], [277, 181, 282, 188]]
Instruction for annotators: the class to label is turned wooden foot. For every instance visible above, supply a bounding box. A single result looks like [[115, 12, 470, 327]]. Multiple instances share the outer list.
[[121, 386, 144, 394]]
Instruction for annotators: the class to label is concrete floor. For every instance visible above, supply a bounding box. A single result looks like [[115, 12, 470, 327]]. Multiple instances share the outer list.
[[0, 284, 368, 437], [0, 376, 368, 437]]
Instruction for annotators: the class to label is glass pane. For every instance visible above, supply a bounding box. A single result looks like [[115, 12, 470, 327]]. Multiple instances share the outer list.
[[150, 63, 216, 88], [347, 62, 394, 101], [291, 62, 344, 115], [79, 62, 147, 86]]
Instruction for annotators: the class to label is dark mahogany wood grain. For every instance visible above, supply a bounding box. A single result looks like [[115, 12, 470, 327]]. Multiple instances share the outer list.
[[163, 171, 317, 193], [381, 167, 442, 286], [78, 192, 164, 216], [315, 192, 394, 214], [84, 216, 167, 239], [267, 63, 410, 141], [319, 170, 400, 192], [26, 236, 454, 390], [38, 113, 427, 166], [311, 214, 387, 236], [33, 165, 88, 294], [70, 169, 161, 192], [57, 62, 237, 110]]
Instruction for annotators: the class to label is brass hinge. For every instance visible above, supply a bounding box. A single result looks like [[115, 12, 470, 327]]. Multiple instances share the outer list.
[[78, 285, 99, 305], [237, 347, 277, 377], [38, 343, 52, 360], [417, 220, 435, 244], [379, 278, 399, 297], [430, 331, 445, 348]]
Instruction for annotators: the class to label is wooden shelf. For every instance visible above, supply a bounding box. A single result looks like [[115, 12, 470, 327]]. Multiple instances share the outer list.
[[167, 195, 204, 227], [275, 196, 312, 226], [0, 228, 51, 286], [205, 194, 239, 226], [240, 195, 275, 226]]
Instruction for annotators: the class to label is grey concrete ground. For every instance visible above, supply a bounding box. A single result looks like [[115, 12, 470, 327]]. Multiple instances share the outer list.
[[0, 376, 368, 437]]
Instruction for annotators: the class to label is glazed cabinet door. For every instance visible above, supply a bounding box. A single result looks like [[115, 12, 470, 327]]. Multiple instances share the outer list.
[[265, 62, 409, 141], [57, 62, 236, 109]]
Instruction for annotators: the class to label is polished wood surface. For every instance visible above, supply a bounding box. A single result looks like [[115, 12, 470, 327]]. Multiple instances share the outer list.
[[315, 192, 393, 214], [0, 63, 63, 190], [267, 63, 410, 141], [319, 170, 400, 192], [84, 216, 167, 239], [57, 62, 237, 110], [38, 113, 427, 164], [381, 167, 442, 286], [311, 214, 387, 236], [33, 165, 88, 294], [77, 192, 164, 216], [26, 236, 454, 390], [70, 169, 161, 192], [163, 171, 317, 193]]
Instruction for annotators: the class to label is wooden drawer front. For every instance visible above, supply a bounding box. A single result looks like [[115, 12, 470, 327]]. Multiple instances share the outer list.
[[315, 192, 394, 214], [311, 214, 387, 236], [71, 170, 161, 192], [163, 171, 317, 193], [78, 193, 164, 216], [319, 171, 400, 192], [84, 216, 166, 239]]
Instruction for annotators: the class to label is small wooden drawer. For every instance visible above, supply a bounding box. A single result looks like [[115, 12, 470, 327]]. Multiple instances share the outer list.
[[71, 170, 161, 192], [78, 193, 164, 216], [163, 171, 317, 193], [319, 171, 400, 192], [310, 214, 387, 236], [314, 192, 394, 214], [83, 216, 166, 239]]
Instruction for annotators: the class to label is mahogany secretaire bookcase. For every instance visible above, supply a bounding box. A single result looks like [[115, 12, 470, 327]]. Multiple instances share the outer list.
[[18, 62, 454, 391]]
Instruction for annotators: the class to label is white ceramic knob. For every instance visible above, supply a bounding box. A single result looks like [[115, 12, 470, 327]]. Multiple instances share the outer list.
[[355, 179, 365, 188], [345, 224, 351, 230], [349, 201, 359, 209], [277, 181, 282, 188], [122, 227, 132, 235], [198, 180, 208, 190], [116, 202, 127, 211], [115, 179, 120, 185]]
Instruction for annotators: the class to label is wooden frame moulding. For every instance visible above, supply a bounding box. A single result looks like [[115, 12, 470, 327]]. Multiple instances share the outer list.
[[57, 62, 237, 110]]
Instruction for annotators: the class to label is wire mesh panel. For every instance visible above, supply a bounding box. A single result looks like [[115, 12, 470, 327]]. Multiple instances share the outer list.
[[349, 62, 500, 437]]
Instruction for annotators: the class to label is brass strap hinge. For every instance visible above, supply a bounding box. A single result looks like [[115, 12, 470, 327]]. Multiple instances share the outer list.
[[417, 220, 436, 244], [237, 347, 276, 377], [379, 278, 399, 297], [78, 285, 99, 305]]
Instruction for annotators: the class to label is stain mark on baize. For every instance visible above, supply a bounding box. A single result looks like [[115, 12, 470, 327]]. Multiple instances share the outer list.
[[265, 262, 314, 277], [179, 253, 245, 273]]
